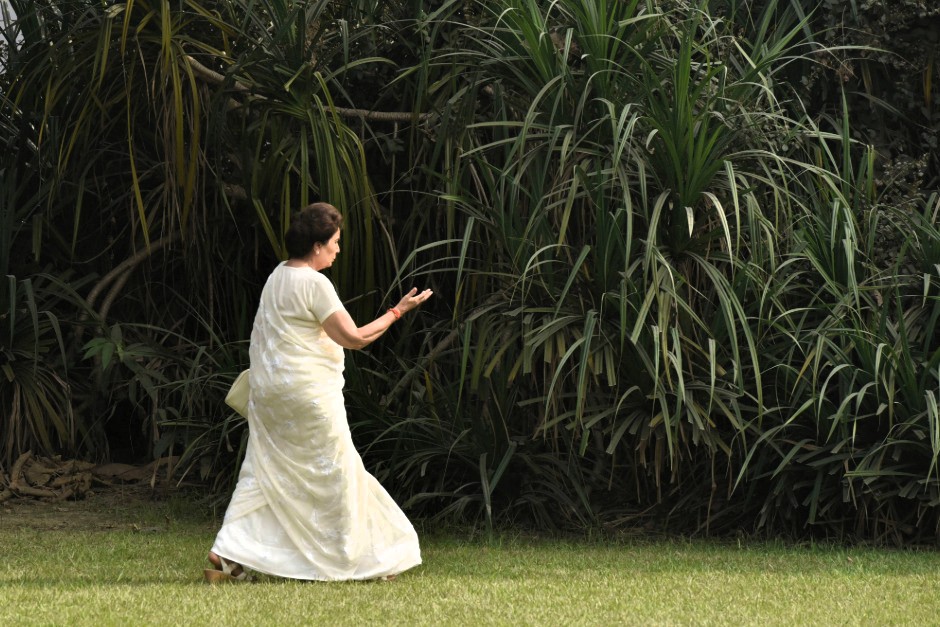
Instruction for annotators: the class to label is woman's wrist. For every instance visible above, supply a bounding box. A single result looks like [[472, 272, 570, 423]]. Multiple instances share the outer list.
[[388, 307, 402, 320]]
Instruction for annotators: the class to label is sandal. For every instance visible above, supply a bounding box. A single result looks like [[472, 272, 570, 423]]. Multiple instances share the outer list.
[[204, 556, 251, 584]]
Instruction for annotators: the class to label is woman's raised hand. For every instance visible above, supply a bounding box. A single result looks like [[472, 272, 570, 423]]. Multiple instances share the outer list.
[[395, 287, 433, 315]]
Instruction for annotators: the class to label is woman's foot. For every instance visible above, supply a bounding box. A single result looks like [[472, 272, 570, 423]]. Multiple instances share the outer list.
[[204, 551, 249, 583]]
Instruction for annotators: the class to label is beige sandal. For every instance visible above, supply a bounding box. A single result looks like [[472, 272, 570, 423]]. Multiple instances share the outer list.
[[204, 557, 250, 584]]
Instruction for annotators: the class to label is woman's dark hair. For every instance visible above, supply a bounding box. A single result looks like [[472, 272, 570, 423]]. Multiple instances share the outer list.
[[284, 202, 344, 258]]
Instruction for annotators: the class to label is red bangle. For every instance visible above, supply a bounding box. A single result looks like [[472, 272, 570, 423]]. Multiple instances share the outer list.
[[388, 307, 402, 320]]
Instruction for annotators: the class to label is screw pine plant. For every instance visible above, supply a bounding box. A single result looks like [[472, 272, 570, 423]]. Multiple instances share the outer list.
[[355, 0, 939, 540], [1, 0, 937, 542], [374, 0, 799, 529], [738, 119, 940, 540], [0, 0, 395, 467]]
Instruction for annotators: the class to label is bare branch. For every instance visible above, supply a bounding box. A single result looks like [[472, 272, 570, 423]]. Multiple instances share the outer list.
[[86, 234, 182, 314], [184, 55, 434, 123]]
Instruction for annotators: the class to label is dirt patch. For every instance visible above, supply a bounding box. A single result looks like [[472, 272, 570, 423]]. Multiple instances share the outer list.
[[0, 451, 209, 532], [0, 483, 213, 532]]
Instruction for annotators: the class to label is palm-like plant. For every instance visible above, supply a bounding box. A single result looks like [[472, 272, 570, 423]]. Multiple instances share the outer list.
[[0, 0, 401, 467], [2, 0, 936, 541], [352, 0, 938, 539], [373, 0, 806, 527], [0, 274, 94, 467]]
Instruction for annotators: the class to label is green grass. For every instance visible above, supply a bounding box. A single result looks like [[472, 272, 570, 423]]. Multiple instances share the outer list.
[[2, 493, 940, 626]]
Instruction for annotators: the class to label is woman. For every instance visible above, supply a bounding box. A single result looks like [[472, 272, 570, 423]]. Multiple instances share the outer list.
[[205, 202, 432, 583]]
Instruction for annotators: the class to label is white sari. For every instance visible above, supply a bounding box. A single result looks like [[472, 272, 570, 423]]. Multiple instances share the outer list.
[[211, 263, 421, 580]]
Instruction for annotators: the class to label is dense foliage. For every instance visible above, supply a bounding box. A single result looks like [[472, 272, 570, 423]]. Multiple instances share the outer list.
[[1, 0, 937, 543]]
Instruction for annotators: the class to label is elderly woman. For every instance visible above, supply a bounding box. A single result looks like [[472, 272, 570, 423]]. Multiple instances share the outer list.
[[205, 202, 432, 583]]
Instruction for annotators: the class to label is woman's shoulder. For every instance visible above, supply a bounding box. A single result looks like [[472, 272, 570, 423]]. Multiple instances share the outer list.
[[306, 268, 335, 289], [277, 264, 335, 290]]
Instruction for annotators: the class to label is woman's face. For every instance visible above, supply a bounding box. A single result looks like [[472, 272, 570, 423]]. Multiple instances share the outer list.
[[313, 229, 341, 270]]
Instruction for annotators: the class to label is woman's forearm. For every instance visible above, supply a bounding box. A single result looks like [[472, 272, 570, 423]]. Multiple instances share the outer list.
[[322, 287, 432, 350], [323, 309, 398, 350], [352, 310, 399, 348]]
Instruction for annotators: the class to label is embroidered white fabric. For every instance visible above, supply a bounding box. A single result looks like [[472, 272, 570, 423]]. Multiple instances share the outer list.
[[211, 262, 422, 580]]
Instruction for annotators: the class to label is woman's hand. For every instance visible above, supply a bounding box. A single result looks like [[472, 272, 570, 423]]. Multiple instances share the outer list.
[[394, 287, 433, 315]]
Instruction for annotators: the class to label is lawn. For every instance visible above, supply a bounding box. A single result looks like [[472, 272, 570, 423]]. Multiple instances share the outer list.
[[1, 488, 939, 626]]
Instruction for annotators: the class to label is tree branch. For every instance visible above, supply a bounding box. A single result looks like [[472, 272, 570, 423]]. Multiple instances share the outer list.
[[85, 234, 182, 315], [185, 55, 434, 123]]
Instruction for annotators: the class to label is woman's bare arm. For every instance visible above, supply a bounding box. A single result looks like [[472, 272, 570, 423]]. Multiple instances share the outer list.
[[321, 287, 433, 350]]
